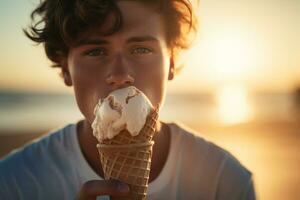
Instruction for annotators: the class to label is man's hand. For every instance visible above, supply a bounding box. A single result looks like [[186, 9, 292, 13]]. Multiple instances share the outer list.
[[76, 180, 130, 200]]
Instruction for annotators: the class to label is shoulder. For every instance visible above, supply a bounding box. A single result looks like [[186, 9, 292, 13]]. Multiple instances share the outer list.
[[1, 123, 76, 166], [169, 122, 252, 174], [168, 122, 254, 199], [0, 124, 77, 199]]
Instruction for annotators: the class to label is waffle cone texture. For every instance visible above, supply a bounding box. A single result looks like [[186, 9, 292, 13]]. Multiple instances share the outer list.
[[96, 106, 159, 200]]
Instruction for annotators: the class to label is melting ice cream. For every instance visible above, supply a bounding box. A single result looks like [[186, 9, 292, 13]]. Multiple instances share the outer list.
[[91, 86, 153, 141]]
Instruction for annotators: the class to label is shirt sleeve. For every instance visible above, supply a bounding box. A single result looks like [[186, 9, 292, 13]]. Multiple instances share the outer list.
[[0, 160, 19, 199], [241, 176, 256, 200], [215, 151, 256, 200]]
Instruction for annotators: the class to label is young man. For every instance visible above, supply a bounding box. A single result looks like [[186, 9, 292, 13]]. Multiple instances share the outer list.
[[0, 0, 255, 199]]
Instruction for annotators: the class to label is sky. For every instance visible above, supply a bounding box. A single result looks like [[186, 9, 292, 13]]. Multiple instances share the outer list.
[[0, 0, 299, 94]]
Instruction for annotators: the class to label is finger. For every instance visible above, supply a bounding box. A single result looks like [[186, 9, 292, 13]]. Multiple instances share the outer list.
[[76, 179, 130, 200]]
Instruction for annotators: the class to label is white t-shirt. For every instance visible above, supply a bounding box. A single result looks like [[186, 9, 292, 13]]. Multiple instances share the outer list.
[[0, 122, 255, 200]]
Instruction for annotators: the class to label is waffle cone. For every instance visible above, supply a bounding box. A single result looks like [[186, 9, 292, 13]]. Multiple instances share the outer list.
[[96, 106, 159, 200]]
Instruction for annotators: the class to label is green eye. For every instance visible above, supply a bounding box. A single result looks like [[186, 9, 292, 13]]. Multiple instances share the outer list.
[[86, 49, 106, 57], [132, 47, 152, 54]]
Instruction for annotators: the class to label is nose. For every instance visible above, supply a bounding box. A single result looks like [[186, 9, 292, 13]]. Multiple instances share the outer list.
[[105, 55, 134, 90], [106, 73, 134, 89]]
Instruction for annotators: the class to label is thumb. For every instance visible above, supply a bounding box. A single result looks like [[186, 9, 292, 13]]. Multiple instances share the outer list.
[[76, 179, 130, 200]]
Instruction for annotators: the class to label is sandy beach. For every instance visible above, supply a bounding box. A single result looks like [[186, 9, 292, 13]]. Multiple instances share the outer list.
[[1, 121, 300, 200]]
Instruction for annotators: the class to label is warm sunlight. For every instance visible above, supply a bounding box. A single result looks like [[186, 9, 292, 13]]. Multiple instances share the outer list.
[[186, 29, 257, 84], [216, 84, 253, 125], [209, 35, 253, 79]]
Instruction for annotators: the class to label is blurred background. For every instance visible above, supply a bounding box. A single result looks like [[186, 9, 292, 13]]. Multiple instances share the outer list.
[[0, 0, 300, 199]]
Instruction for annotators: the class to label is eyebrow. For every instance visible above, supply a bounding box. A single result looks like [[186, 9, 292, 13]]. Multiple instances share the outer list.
[[75, 35, 159, 47], [126, 36, 159, 43], [75, 39, 108, 47]]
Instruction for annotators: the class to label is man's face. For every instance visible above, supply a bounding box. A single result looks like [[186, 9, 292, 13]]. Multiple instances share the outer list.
[[63, 1, 173, 124]]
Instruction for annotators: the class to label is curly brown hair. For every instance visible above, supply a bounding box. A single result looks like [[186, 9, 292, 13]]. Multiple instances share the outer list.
[[24, 0, 198, 72]]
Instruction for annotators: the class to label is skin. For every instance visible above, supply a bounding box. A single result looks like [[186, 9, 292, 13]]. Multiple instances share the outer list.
[[60, 1, 174, 199]]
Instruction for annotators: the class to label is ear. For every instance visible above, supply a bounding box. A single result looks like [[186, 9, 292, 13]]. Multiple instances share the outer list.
[[60, 58, 73, 87], [168, 55, 175, 81]]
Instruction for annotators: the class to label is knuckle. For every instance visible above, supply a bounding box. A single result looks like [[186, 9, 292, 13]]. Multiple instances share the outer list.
[[78, 180, 123, 197], [81, 181, 94, 195]]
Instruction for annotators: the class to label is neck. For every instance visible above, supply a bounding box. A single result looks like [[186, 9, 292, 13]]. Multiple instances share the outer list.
[[76, 118, 170, 182]]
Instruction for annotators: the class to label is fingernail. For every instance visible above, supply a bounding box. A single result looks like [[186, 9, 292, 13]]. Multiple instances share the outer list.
[[118, 182, 130, 193]]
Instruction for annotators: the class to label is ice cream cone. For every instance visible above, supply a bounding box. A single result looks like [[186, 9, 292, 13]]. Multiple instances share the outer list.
[[96, 106, 159, 200]]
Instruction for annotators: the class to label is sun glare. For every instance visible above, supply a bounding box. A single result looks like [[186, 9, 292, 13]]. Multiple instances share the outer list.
[[216, 85, 253, 125], [211, 37, 251, 75], [185, 29, 258, 85]]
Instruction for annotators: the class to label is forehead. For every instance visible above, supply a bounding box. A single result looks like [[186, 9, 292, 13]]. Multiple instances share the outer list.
[[79, 1, 166, 41], [117, 1, 161, 30]]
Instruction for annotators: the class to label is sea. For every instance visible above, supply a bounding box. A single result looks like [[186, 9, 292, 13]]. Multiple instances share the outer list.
[[0, 90, 299, 133]]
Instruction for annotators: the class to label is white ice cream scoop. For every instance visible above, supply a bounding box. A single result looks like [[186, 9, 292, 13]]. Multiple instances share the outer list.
[[91, 86, 153, 141]]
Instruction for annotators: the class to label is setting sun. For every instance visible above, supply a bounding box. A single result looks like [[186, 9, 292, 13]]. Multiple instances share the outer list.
[[208, 34, 254, 79], [216, 84, 253, 125], [185, 27, 259, 86]]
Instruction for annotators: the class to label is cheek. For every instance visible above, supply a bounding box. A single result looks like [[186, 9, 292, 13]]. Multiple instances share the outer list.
[[135, 53, 170, 108], [69, 59, 106, 124], [73, 82, 98, 124]]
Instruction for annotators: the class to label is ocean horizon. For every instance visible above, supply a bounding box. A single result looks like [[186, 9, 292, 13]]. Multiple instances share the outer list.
[[0, 90, 299, 133]]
